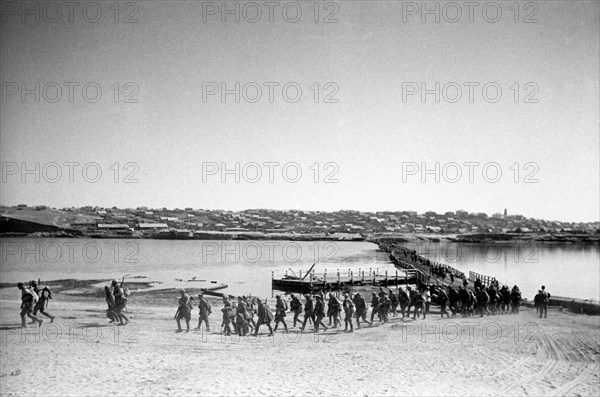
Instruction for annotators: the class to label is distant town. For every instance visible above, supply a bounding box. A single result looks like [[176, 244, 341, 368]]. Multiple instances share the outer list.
[[1, 204, 598, 243]]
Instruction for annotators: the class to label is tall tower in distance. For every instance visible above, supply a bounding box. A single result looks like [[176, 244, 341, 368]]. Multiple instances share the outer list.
[[504, 208, 507, 217]]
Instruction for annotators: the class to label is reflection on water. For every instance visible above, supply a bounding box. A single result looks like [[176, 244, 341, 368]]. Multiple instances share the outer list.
[[402, 241, 600, 301]]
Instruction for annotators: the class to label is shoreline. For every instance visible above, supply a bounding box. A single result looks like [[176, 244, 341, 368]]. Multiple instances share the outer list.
[[1, 232, 599, 245], [2, 276, 598, 316]]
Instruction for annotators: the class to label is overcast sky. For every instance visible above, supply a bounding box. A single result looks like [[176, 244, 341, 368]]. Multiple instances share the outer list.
[[1, 1, 598, 222]]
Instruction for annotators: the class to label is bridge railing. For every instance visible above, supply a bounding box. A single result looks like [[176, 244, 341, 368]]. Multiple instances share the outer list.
[[272, 267, 413, 284], [468, 270, 497, 287]]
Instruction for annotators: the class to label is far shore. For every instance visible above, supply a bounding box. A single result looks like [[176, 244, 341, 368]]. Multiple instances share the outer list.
[[1, 231, 599, 245]]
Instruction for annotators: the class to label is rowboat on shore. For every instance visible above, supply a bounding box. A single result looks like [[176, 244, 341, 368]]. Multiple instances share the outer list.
[[549, 296, 600, 315]]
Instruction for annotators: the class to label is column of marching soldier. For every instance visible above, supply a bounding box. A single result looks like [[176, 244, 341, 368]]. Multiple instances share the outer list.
[[172, 282, 534, 335], [14, 279, 542, 334]]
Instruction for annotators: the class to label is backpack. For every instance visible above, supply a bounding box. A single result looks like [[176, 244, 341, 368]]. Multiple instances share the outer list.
[[345, 299, 356, 314], [291, 298, 301, 312], [25, 288, 39, 304], [222, 306, 233, 318], [541, 291, 549, 303]]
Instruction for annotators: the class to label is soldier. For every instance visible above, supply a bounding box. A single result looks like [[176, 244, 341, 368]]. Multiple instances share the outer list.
[[419, 289, 428, 319], [174, 289, 192, 333], [290, 294, 303, 328], [534, 290, 542, 316], [112, 279, 129, 326], [389, 290, 398, 316], [370, 292, 380, 323], [438, 288, 450, 318], [328, 293, 341, 328], [510, 285, 522, 314], [423, 286, 432, 314], [379, 293, 391, 323], [17, 283, 42, 328], [195, 294, 211, 332], [501, 285, 511, 313], [468, 289, 477, 316], [405, 287, 415, 317], [476, 287, 490, 317], [458, 286, 470, 317], [273, 295, 288, 333], [235, 297, 250, 336], [447, 286, 459, 316], [342, 293, 355, 332], [313, 295, 328, 332], [539, 285, 551, 318], [301, 294, 315, 331], [487, 286, 498, 315], [105, 285, 119, 323], [221, 297, 233, 336], [412, 288, 425, 320], [397, 287, 409, 319], [244, 296, 257, 331], [31, 281, 55, 323], [352, 292, 371, 328], [253, 298, 274, 336]]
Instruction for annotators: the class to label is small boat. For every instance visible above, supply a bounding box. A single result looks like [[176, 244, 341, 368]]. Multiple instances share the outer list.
[[202, 284, 228, 292], [199, 284, 232, 299]]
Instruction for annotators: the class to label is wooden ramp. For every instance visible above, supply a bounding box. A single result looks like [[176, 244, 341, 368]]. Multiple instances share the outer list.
[[272, 269, 419, 294]]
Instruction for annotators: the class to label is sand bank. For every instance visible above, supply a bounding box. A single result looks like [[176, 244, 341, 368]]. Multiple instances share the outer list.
[[1, 291, 598, 396]]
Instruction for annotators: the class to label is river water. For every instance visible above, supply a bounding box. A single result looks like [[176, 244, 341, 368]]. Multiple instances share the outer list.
[[402, 241, 600, 301], [0, 238, 392, 298], [1, 238, 598, 300]]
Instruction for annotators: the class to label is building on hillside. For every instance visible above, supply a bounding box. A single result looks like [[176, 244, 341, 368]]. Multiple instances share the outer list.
[[70, 219, 97, 227], [98, 224, 130, 230], [138, 223, 169, 229]]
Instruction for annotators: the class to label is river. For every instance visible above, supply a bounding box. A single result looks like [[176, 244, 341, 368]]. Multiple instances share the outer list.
[[1, 238, 598, 300], [0, 238, 392, 298], [402, 241, 600, 301]]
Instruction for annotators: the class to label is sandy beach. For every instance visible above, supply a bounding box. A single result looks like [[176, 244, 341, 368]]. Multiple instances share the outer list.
[[1, 290, 599, 397]]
